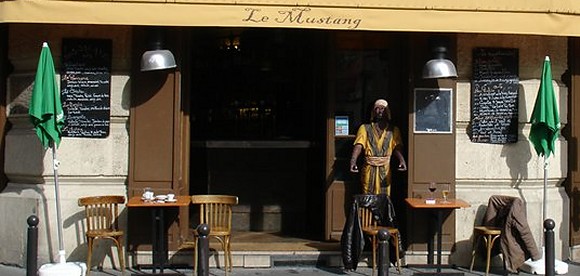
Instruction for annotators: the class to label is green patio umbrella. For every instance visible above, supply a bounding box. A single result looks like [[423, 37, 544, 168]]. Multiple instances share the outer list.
[[529, 55, 560, 226], [522, 56, 568, 274], [28, 42, 68, 265], [29, 42, 64, 149], [530, 56, 560, 159]]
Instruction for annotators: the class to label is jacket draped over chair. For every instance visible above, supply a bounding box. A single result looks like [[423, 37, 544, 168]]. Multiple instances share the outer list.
[[482, 195, 541, 273], [341, 194, 402, 270]]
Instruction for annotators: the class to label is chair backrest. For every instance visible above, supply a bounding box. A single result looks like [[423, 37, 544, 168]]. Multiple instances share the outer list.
[[78, 195, 125, 233], [358, 206, 377, 229], [354, 193, 396, 228], [191, 195, 238, 233], [483, 195, 519, 227]]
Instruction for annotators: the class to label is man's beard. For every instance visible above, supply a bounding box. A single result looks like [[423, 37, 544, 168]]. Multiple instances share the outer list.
[[372, 115, 388, 123]]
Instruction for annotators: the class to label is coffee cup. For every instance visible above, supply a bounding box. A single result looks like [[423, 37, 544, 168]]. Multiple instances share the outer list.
[[167, 193, 175, 201], [143, 187, 154, 200]]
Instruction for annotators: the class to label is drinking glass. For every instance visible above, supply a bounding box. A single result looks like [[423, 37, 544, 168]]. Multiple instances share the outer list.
[[428, 182, 437, 200], [441, 184, 450, 203]]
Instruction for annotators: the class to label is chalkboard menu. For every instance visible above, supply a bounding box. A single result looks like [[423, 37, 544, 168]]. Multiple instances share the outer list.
[[471, 48, 519, 144], [414, 88, 452, 133], [60, 38, 111, 138]]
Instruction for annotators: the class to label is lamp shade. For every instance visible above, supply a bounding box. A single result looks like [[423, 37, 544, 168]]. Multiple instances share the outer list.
[[422, 43, 457, 79], [140, 27, 177, 72], [422, 58, 458, 79], [140, 49, 176, 72]]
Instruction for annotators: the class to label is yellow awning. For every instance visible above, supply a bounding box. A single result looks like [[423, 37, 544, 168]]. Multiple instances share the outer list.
[[1, 0, 580, 36]]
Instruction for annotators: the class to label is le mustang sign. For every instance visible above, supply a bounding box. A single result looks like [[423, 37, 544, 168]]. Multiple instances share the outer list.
[[242, 7, 362, 29]]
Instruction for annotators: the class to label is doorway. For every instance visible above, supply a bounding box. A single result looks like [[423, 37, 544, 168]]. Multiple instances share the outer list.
[[186, 28, 411, 245], [324, 32, 410, 241], [187, 28, 327, 240]]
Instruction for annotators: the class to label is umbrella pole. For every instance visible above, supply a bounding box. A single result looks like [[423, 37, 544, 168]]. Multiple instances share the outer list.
[[521, 155, 568, 274], [543, 155, 548, 245], [38, 144, 85, 276], [51, 142, 65, 264]]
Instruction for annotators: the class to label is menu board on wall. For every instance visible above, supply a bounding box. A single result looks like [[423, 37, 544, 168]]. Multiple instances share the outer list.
[[471, 48, 519, 144], [60, 38, 111, 138]]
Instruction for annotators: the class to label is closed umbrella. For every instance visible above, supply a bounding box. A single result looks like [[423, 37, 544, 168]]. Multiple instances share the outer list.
[[529, 55, 560, 230], [29, 43, 64, 150], [30, 42, 85, 276], [521, 56, 567, 275]]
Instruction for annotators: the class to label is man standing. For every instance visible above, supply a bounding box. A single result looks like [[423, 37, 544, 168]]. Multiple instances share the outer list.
[[350, 99, 407, 195]]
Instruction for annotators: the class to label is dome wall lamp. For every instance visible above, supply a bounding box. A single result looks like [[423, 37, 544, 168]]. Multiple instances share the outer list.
[[422, 39, 457, 79], [141, 27, 177, 72]]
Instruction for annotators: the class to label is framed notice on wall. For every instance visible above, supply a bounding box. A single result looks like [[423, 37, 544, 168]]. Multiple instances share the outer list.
[[60, 38, 112, 138], [414, 88, 453, 133], [335, 116, 350, 136]]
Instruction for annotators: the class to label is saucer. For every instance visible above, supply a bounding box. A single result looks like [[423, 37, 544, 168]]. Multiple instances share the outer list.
[[165, 199, 177, 203]]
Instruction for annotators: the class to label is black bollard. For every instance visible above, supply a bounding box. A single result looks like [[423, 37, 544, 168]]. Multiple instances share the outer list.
[[377, 228, 390, 276], [544, 219, 555, 276], [197, 224, 210, 276], [26, 215, 39, 276]]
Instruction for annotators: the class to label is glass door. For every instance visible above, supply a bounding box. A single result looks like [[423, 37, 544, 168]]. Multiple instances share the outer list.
[[325, 32, 410, 240]]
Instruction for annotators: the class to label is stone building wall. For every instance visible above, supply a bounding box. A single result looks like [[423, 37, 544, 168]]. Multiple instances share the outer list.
[[453, 34, 570, 265], [0, 24, 131, 266]]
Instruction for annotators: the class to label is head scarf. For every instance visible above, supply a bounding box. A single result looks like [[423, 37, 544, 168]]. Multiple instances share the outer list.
[[374, 99, 388, 108], [371, 99, 391, 121]]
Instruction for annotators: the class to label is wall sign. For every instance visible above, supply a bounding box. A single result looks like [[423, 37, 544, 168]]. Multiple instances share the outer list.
[[242, 7, 362, 29], [335, 116, 349, 136], [471, 48, 519, 144], [60, 38, 111, 138], [414, 88, 453, 133]]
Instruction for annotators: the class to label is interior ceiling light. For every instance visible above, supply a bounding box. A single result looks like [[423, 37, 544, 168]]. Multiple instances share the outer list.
[[141, 27, 177, 72], [422, 39, 458, 79]]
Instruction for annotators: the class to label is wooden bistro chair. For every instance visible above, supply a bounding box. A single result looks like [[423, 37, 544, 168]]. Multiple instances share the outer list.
[[358, 205, 402, 274], [469, 225, 502, 276], [188, 195, 239, 274], [470, 195, 510, 276], [78, 195, 125, 275]]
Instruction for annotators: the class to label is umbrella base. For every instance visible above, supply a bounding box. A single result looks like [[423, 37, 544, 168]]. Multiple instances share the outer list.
[[520, 258, 568, 275], [520, 248, 569, 275], [38, 262, 87, 276]]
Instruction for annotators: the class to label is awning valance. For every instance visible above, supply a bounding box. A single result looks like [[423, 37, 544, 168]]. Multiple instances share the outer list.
[[1, 0, 580, 36]]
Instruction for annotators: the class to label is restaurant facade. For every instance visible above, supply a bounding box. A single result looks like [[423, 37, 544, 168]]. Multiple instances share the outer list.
[[1, 0, 580, 270]]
